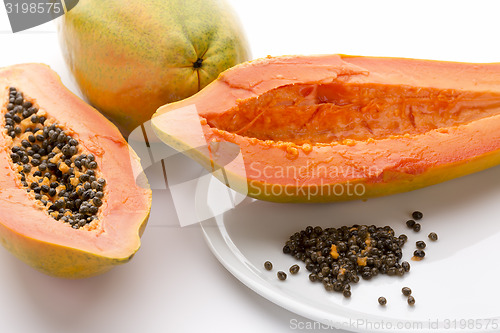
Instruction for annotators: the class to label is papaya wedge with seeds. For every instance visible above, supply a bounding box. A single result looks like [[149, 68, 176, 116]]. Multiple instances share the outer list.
[[0, 63, 152, 278]]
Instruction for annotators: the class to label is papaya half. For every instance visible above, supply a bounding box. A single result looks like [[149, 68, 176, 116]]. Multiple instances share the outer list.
[[0, 64, 152, 278], [152, 54, 500, 203]]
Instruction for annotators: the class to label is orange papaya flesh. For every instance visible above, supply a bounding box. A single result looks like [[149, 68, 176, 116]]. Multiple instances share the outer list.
[[152, 55, 500, 202], [0, 64, 152, 278]]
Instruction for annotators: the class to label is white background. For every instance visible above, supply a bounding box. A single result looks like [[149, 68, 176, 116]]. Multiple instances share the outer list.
[[0, 1, 499, 332]]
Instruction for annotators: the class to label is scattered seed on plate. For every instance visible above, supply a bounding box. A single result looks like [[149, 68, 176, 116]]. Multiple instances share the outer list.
[[412, 223, 421, 232], [412, 211, 423, 220], [277, 271, 287, 281], [401, 261, 411, 272], [406, 220, 415, 228], [413, 250, 425, 258], [264, 261, 273, 271], [378, 297, 387, 305], [324, 283, 334, 291], [408, 296, 416, 305], [402, 287, 412, 296], [428, 232, 438, 241], [343, 290, 351, 298], [416, 241, 426, 249], [289, 264, 300, 274]]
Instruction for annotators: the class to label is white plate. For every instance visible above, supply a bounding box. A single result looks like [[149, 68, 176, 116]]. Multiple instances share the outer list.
[[198, 165, 500, 332]]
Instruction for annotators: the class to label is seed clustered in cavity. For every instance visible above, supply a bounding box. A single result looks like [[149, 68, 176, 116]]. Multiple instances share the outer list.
[[3, 87, 106, 229], [282, 225, 410, 297]]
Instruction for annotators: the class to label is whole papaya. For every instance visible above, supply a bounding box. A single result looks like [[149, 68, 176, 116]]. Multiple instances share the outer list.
[[58, 0, 251, 136]]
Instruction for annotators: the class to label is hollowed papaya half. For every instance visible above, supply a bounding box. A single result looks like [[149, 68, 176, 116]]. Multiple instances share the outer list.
[[152, 54, 500, 203], [0, 64, 152, 278]]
